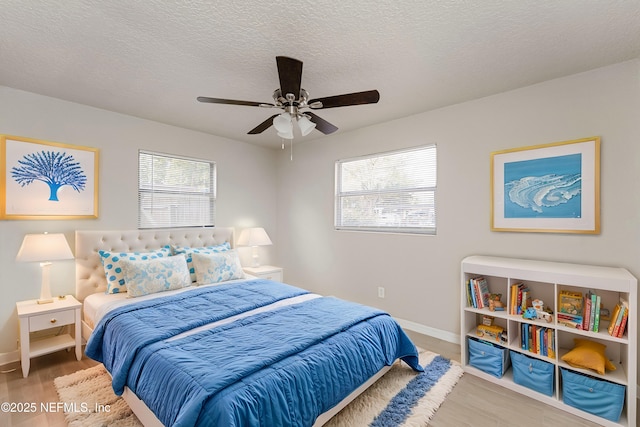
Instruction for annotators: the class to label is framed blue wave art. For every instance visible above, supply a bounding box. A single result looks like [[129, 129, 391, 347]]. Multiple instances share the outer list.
[[491, 137, 600, 234], [1, 135, 99, 219]]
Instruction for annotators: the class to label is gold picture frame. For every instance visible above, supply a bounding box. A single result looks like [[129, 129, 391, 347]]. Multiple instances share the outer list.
[[491, 137, 600, 234], [1, 135, 99, 219]]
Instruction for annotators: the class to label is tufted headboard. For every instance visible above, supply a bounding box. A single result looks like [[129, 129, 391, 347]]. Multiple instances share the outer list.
[[75, 227, 234, 301]]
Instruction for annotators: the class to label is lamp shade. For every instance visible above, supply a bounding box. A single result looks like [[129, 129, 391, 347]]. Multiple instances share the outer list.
[[237, 227, 273, 247], [273, 113, 292, 133], [297, 115, 316, 136], [16, 233, 74, 262], [277, 128, 294, 139]]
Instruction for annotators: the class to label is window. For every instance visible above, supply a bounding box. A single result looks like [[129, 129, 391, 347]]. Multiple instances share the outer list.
[[335, 145, 437, 234], [138, 151, 216, 229]]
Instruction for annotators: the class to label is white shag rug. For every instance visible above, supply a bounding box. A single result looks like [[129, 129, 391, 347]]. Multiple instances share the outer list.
[[54, 350, 462, 427]]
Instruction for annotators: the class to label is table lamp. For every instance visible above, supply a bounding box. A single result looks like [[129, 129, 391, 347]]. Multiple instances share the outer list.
[[16, 232, 74, 304], [237, 227, 272, 267]]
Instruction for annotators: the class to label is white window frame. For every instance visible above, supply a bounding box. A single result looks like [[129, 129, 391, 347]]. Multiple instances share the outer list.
[[335, 145, 437, 235], [138, 150, 216, 229]]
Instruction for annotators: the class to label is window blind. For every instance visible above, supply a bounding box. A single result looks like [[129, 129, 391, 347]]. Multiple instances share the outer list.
[[335, 145, 437, 234], [138, 151, 216, 229]]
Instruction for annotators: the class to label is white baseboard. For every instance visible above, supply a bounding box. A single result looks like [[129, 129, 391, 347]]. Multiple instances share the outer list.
[[0, 349, 19, 367], [395, 318, 461, 344]]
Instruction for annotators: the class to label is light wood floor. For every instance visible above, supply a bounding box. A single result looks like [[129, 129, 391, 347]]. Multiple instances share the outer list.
[[0, 332, 633, 426], [405, 331, 620, 427]]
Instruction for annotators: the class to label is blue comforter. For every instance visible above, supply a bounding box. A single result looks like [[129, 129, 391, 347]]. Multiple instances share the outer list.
[[86, 280, 422, 427]]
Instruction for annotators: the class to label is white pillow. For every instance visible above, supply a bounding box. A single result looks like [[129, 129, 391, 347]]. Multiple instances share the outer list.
[[192, 250, 245, 285], [121, 254, 191, 297], [171, 242, 231, 282]]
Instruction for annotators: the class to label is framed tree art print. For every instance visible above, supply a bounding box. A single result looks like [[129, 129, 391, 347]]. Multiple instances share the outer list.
[[491, 137, 600, 234], [1, 135, 99, 219]]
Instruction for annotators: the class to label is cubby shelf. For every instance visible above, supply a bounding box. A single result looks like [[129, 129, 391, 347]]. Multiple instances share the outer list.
[[461, 256, 636, 427]]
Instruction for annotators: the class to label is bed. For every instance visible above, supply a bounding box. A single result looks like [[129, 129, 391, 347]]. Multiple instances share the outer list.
[[76, 227, 422, 426]]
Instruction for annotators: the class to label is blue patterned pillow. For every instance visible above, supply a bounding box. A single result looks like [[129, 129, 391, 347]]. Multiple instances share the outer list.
[[99, 245, 171, 294], [192, 249, 245, 285], [172, 242, 231, 282], [121, 254, 191, 297]]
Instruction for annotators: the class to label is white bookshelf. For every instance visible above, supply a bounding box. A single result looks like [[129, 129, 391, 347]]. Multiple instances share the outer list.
[[461, 256, 636, 427]]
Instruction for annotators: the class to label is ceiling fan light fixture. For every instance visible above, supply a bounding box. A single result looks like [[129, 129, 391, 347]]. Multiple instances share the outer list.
[[277, 128, 294, 139], [297, 115, 316, 136], [273, 113, 292, 133]]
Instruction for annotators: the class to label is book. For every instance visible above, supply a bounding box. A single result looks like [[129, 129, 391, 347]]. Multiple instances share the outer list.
[[510, 284, 519, 315], [588, 292, 597, 331], [558, 290, 583, 317], [513, 283, 528, 315], [616, 303, 629, 338], [557, 312, 583, 324], [469, 279, 477, 308], [466, 279, 474, 308], [547, 329, 556, 358], [593, 295, 601, 332], [582, 294, 591, 330], [476, 277, 491, 308], [608, 303, 622, 336], [611, 302, 626, 337]]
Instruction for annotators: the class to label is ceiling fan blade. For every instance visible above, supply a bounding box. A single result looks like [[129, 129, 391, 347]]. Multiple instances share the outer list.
[[276, 56, 303, 99], [197, 96, 266, 107], [248, 114, 279, 134], [308, 90, 380, 109], [306, 112, 338, 135]]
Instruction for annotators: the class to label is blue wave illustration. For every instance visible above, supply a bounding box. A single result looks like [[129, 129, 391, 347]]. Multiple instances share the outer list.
[[505, 173, 581, 216]]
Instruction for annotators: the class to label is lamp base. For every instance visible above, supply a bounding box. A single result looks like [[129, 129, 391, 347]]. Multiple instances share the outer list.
[[38, 262, 54, 304], [251, 246, 261, 267]]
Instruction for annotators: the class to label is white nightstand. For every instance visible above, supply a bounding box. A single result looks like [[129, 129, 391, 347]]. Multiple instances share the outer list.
[[243, 265, 284, 282], [16, 295, 82, 378]]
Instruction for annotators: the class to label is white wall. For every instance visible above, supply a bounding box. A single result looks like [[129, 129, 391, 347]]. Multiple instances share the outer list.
[[276, 60, 640, 346], [0, 86, 279, 360]]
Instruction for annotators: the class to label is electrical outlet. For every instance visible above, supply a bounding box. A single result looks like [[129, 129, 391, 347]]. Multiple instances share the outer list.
[[378, 287, 385, 298]]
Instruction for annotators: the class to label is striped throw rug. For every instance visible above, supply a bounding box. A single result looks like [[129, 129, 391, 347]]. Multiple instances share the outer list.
[[54, 350, 462, 427], [325, 350, 464, 427]]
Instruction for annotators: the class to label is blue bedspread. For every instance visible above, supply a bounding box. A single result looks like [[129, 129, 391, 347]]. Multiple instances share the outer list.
[[86, 280, 422, 427]]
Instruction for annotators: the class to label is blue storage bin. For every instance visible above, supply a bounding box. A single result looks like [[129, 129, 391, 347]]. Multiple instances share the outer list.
[[510, 351, 554, 396], [467, 337, 510, 378], [561, 368, 625, 422]]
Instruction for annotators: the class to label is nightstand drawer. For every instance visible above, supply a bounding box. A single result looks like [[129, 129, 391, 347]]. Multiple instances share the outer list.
[[29, 309, 75, 332], [260, 271, 283, 281]]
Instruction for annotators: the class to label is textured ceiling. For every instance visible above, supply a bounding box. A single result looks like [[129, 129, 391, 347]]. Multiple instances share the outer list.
[[1, 1, 639, 149]]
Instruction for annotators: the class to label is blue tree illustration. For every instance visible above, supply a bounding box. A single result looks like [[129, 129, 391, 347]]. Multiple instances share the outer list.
[[11, 151, 87, 201]]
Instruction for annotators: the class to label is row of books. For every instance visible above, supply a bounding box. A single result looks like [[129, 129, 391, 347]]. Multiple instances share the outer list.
[[581, 291, 602, 332], [521, 323, 555, 358], [509, 282, 530, 315], [466, 277, 490, 309], [608, 302, 629, 338]]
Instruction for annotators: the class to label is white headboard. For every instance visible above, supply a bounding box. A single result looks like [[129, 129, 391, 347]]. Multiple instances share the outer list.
[[75, 227, 234, 301]]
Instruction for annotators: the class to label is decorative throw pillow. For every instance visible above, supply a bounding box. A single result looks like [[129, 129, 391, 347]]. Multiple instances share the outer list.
[[121, 254, 191, 297], [172, 242, 231, 282], [99, 246, 171, 294], [192, 249, 245, 285], [561, 338, 616, 375]]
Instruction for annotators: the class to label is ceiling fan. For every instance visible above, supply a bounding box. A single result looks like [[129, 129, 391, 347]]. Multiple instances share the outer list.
[[197, 56, 380, 139]]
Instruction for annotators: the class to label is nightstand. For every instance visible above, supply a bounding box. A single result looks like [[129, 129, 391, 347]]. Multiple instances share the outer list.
[[16, 295, 82, 378], [243, 265, 284, 282]]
